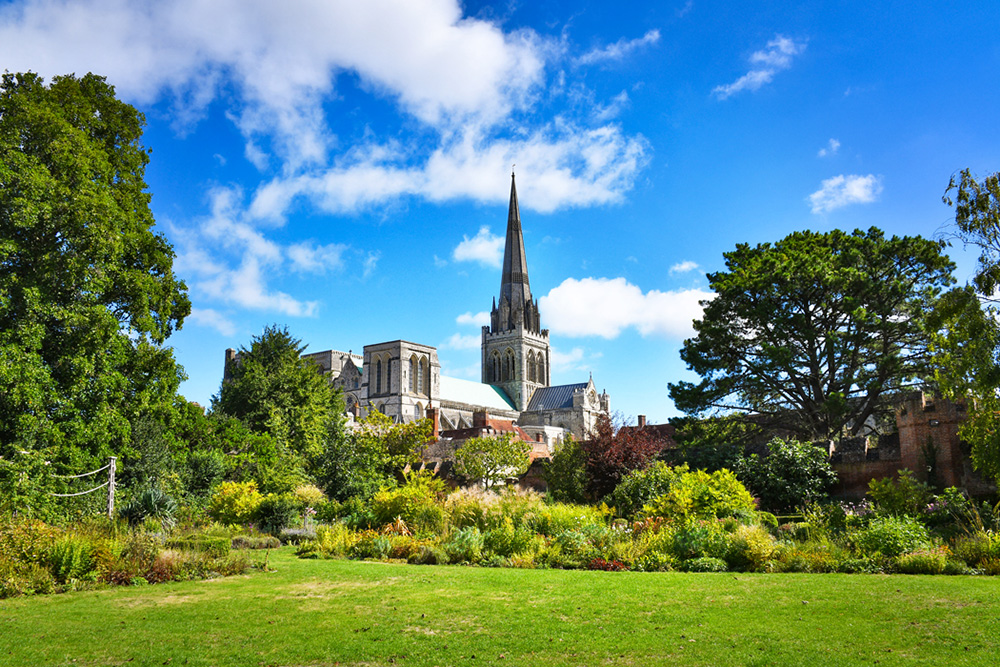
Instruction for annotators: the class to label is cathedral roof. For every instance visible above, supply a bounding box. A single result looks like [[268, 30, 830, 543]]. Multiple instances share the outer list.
[[525, 383, 590, 412], [439, 375, 517, 411]]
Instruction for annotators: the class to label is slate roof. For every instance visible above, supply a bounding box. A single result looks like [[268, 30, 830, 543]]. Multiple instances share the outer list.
[[439, 376, 516, 412], [525, 382, 588, 412]]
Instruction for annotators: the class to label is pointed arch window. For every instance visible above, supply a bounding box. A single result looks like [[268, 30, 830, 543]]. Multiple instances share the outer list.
[[527, 351, 536, 383], [537, 356, 546, 386], [410, 356, 418, 393], [418, 357, 426, 395], [375, 358, 383, 394], [490, 351, 501, 382], [503, 349, 515, 382]]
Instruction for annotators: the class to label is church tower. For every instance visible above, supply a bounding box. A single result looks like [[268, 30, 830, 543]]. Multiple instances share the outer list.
[[482, 172, 551, 410]]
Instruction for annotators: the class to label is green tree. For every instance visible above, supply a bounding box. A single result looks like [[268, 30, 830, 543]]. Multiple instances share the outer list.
[[318, 411, 431, 501], [938, 171, 1000, 482], [0, 72, 190, 511], [212, 325, 345, 488], [543, 435, 588, 504], [669, 228, 957, 442], [455, 433, 531, 491], [733, 437, 837, 511]]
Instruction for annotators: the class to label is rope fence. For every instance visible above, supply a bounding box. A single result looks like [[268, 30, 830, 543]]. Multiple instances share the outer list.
[[48, 457, 117, 517]]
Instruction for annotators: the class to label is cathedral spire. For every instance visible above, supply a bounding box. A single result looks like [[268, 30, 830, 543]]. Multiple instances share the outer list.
[[500, 170, 531, 308]]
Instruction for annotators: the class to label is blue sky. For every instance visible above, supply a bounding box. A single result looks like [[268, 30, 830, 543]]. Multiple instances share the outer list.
[[3, 0, 999, 424]]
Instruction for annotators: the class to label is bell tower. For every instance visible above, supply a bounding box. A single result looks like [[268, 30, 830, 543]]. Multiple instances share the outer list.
[[481, 172, 551, 410]]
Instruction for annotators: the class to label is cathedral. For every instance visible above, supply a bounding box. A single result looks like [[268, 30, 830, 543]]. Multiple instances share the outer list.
[[229, 173, 610, 449]]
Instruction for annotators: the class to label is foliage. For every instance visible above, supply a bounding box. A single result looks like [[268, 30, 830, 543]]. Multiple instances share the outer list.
[[608, 461, 682, 519], [371, 471, 448, 534], [663, 415, 751, 472], [669, 227, 958, 442], [207, 481, 264, 525], [185, 449, 227, 497], [444, 526, 485, 563], [725, 524, 778, 571], [0, 72, 190, 515], [855, 515, 931, 558], [119, 486, 178, 530], [254, 493, 301, 535], [319, 411, 431, 501], [212, 325, 346, 485], [455, 433, 531, 490], [583, 413, 669, 500], [895, 546, 950, 575], [866, 470, 932, 517], [642, 468, 756, 523], [734, 437, 837, 511], [943, 169, 1000, 296], [542, 435, 588, 504]]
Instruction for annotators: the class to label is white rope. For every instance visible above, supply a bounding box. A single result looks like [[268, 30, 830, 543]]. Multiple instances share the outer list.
[[52, 462, 112, 479], [50, 480, 110, 497]]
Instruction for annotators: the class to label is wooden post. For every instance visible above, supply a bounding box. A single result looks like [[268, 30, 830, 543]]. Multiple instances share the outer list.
[[107, 456, 117, 519]]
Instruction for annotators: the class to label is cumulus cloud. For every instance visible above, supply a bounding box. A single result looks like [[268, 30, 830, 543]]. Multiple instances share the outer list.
[[713, 34, 806, 100], [539, 277, 713, 339], [453, 226, 504, 267], [456, 311, 491, 327], [550, 346, 588, 373], [808, 174, 883, 214], [817, 138, 840, 158], [669, 260, 699, 274], [0, 0, 647, 214], [287, 242, 348, 274], [187, 308, 237, 336], [440, 333, 481, 350], [576, 29, 661, 66]]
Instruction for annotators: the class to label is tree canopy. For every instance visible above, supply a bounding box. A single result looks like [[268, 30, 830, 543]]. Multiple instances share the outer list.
[[455, 433, 531, 490], [669, 227, 958, 442], [0, 72, 190, 509]]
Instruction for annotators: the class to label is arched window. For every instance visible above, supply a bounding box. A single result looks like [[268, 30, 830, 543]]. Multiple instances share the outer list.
[[491, 352, 501, 382], [375, 358, 383, 394], [415, 402, 423, 419], [503, 349, 514, 382], [418, 357, 426, 395], [537, 356, 545, 385], [527, 351, 536, 383], [410, 356, 418, 393]]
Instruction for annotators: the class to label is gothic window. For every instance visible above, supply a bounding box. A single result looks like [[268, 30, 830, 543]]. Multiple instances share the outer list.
[[410, 356, 418, 393], [527, 351, 536, 383], [537, 356, 546, 385], [418, 357, 426, 395], [375, 358, 383, 394], [490, 351, 501, 382], [503, 349, 515, 382]]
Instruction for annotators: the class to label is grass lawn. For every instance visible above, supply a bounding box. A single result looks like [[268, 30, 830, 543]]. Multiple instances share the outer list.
[[1, 548, 998, 666]]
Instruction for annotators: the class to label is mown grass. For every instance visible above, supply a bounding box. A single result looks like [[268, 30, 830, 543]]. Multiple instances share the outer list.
[[1, 547, 998, 666]]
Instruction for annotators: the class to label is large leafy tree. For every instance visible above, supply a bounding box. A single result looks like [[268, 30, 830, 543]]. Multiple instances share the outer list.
[[938, 170, 1000, 482], [455, 433, 531, 491], [212, 325, 344, 490], [0, 72, 190, 501], [669, 227, 957, 442], [584, 413, 668, 500]]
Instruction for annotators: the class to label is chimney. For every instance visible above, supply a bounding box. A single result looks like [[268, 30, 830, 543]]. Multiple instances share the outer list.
[[473, 410, 489, 429], [425, 405, 440, 438], [638, 415, 647, 428]]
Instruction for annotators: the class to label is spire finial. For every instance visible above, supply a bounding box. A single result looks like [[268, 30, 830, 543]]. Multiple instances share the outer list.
[[511, 163, 515, 177]]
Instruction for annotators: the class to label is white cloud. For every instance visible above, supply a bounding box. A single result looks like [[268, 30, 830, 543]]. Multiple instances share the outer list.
[[453, 226, 504, 267], [456, 311, 491, 327], [577, 29, 661, 66], [287, 242, 348, 274], [363, 251, 381, 278], [187, 308, 237, 336], [817, 138, 840, 158], [669, 260, 699, 274], [539, 277, 713, 339], [550, 346, 587, 373], [808, 174, 883, 214], [440, 333, 481, 350], [0, 0, 648, 214], [713, 34, 806, 100]]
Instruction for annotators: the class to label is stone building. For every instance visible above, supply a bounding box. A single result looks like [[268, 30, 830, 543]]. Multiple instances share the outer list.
[[225, 173, 610, 448]]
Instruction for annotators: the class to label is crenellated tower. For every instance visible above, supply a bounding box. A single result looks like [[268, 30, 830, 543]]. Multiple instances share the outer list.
[[482, 172, 551, 410]]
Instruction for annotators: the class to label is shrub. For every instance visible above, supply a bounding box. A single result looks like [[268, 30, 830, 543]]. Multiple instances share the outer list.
[[543, 435, 588, 504], [483, 517, 536, 558], [643, 468, 756, 523], [734, 437, 837, 512], [186, 450, 227, 496], [444, 526, 485, 564], [372, 472, 447, 533], [207, 481, 263, 525], [49, 535, 97, 584], [608, 462, 682, 519], [164, 534, 231, 558], [951, 531, 1000, 568], [96, 532, 161, 585], [725, 525, 778, 572], [896, 546, 949, 575], [351, 531, 394, 560], [670, 520, 730, 561], [231, 535, 281, 550], [408, 545, 449, 565], [255, 493, 301, 535], [681, 557, 728, 572], [855, 515, 931, 558], [867, 470, 932, 517], [294, 484, 327, 506], [588, 558, 629, 571], [298, 523, 357, 558], [444, 487, 494, 530], [119, 486, 178, 530]]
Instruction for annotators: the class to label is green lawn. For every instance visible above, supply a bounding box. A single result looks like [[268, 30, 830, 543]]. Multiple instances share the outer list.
[[1, 548, 998, 666]]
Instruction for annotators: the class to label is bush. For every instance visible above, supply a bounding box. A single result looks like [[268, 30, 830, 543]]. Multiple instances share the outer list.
[[186, 450, 226, 496], [207, 481, 263, 525], [867, 470, 932, 517], [119, 486, 178, 530], [231, 535, 281, 550], [642, 468, 756, 523], [608, 462, 681, 519], [896, 546, 949, 575], [49, 535, 98, 584], [298, 523, 358, 558], [855, 515, 931, 558], [444, 526, 485, 564], [543, 435, 588, 504], [255, 493, 301, 535], [483, 517, 537, 558], [670, 520, 730, 561], [351, 531, 394, 560], [408, 545, 449, 565], [681, 557, 728, 572], [164, 534, 231, 558], [725, 525, 778, 572], [734, 438, 837, 512], [951, 531, 1000, 568]]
